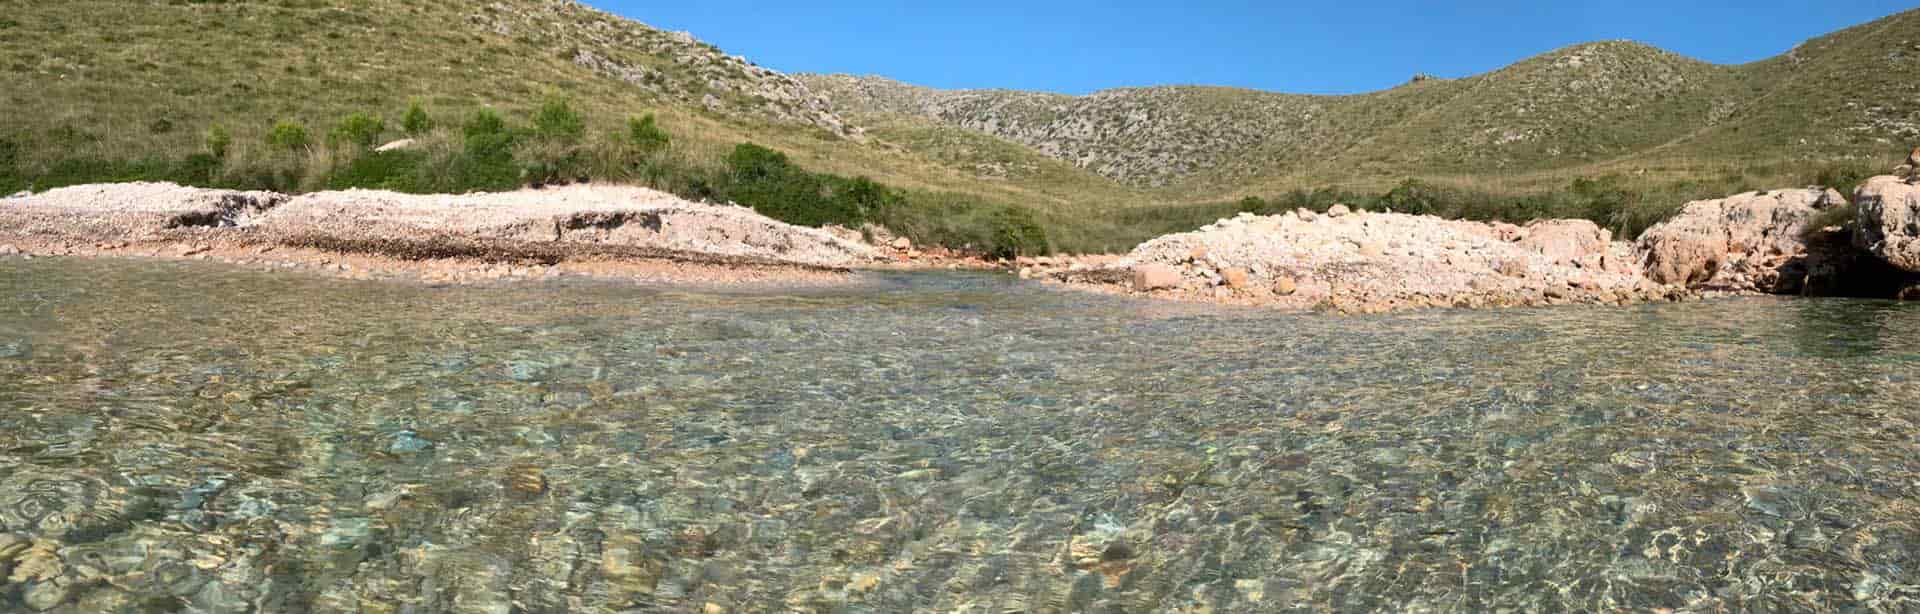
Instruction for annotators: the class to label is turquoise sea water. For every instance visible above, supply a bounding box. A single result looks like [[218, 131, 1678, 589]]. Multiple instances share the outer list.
[[1, 258, 1917, 612]]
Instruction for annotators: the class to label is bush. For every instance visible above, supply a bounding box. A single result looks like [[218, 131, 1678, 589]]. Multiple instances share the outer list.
[[985, 206, 1048, 259], [0, 137, 17, 169], [267, 120, 310, 152], [205, 124, 231, 159], [330, 112, 386, 149], [401, 100, 433, 136], [327, 150, 428, 192], [532, 95, 584, 143], [462, 108, 514, 159], [455, 108, 520, 190], [627, 114, 670, 153], [1570, 175, 1632, 231], [148, 118, 174, 134], [723, 143, 862, 227]]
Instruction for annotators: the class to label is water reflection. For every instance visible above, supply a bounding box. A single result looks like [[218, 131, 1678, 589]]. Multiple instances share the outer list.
[[0, 258, 1916, 612]]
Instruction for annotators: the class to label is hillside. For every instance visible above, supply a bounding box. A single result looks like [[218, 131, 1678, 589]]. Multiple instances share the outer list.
[[0, 0, 1167, 253], [801, 11, 1920, 192]]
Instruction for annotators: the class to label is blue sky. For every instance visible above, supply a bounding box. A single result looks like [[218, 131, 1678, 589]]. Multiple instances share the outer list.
[[593, 1, 1918, 95]]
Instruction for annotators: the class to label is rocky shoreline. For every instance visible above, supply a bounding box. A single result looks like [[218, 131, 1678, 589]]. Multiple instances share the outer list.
[[0, 183, 894, 286], [7, 179, 1920, 309], [1024, 180, 1920, 312]]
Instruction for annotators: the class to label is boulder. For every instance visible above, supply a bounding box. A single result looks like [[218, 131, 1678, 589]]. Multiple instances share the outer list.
[[1853, 175, 1920, 272], [1220, 267, 1250, 288], [1131, 264, 1181, 292], [1273, 276, 1298, 296], [1326, 204, 1352, 218], [374, 139, 418, 153], [1634, 187, 1846, 293], [1517, 219, 1610, 264]]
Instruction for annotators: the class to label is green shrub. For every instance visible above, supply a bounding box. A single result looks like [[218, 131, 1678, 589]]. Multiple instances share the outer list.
[[985, 205, 1048, 259], [1570, 175, 1632, 232], [267, 120, 310, 152], [1802, 203, 1858, 241], [401, 100, 434, 136], [1807, 162, 1876, 196], [327, 149, 427, 192], [148, 118, 174, 134], [0, 137, 17, 170], [532, 95, 584, 143], [462, 108, 514, 159], [518, 142, 587, 186], [452, 109, 520, 190], [329, 112, 385, 149], [723, 143, 863, 227], [627, 114, 670, 153], [205, 124, 231, 159]]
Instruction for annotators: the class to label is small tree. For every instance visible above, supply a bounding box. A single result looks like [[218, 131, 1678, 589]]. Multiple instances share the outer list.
[[532, 95, 584, 143], [330, 112, 386, 149], [267, 120, 310, 153], [462, 108, 514, 159], [205, 124, 232, 159], [401, 100, 434, 136], [627, 114, 670, 153]]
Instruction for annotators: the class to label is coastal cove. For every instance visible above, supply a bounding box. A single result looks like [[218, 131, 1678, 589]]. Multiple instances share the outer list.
[[9, 1, 1920, 610]]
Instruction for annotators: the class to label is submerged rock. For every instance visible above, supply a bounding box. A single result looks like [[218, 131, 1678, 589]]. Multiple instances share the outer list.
[[1634, 187, 1848, 293]]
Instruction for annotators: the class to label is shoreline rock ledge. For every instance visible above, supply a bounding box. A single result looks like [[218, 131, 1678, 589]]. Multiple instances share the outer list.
[[1854, 176, 1920, 273], [1634, 187, 1849, 295], [1040, 208, 1686, 313], [0, 182, 879, 270]]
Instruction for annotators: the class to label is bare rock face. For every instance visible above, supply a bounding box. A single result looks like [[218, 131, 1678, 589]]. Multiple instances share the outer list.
[[1050, 208, 1679, 312], [1634, 188, 1847, 293], [1853, 175, 1920, 272], [1517, 219, 1614, 268]]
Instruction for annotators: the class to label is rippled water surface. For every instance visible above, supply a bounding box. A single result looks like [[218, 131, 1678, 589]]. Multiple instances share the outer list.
[[2, 258, 1919, 612]]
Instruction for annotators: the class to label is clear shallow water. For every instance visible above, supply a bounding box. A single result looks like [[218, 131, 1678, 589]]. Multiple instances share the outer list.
[[1, 259, 1918, 613]]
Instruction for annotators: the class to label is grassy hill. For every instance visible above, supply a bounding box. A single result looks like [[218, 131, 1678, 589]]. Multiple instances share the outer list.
[[5, 1, 1918, 255], [802, 10, 1920, 206]]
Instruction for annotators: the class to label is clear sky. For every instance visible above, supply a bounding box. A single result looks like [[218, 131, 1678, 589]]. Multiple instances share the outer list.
[[592, 1, 1918, 95]]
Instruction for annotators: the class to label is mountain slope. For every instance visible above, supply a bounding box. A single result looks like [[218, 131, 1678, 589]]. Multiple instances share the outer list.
[[802, 10, 1920, 192]]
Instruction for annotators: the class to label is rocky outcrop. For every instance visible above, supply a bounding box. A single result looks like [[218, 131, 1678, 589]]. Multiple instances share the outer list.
[[1853, 175, 1920, 272], [1042, 209, 1679, 313], [0, 183, 877, 269], [1633, 188, 1847, 294]]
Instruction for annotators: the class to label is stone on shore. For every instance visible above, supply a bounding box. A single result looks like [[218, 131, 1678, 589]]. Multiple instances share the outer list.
[[1131, 264, 1180, 292], [1634, 187, 1847, 293]]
